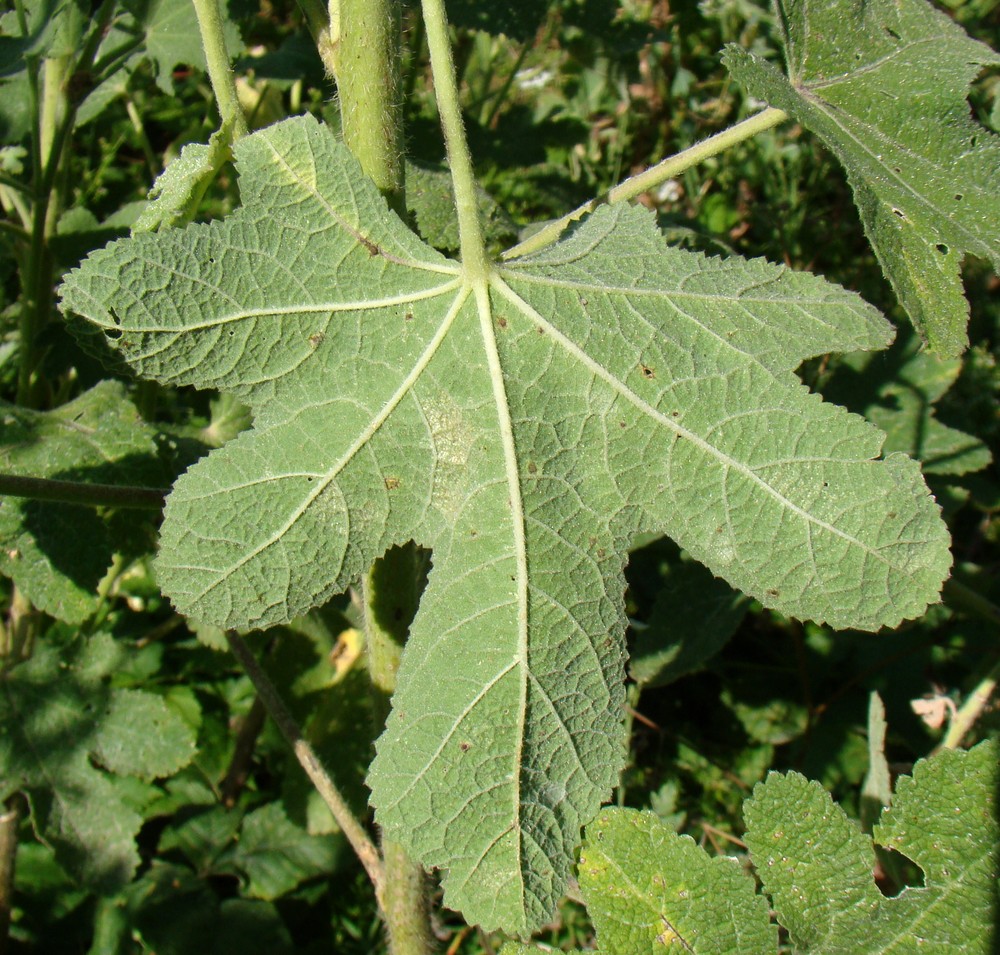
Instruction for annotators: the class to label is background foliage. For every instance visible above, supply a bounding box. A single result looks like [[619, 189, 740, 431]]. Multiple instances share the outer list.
[[1, 0, 998, 951]]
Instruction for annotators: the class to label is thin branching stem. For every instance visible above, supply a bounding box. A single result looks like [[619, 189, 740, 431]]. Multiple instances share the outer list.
[[224, 630, 386, 893], [503, 106, 789, 261], [0, 474, 168, 510], [191, 0, 248, 138]]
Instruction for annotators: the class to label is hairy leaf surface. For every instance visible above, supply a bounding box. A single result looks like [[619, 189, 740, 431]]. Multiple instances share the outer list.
[[59, 115, 950, 932], [745, 740, 998, 952], [579, 808, 776, 953], [723, 0, 1000, 356]]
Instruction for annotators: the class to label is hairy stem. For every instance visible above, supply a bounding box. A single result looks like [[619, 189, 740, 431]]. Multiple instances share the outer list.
[[337, 0, 406, 216], [503, 106, 789, 261], [333, 3, 432, 949], [364, 546, 434, 955], [191, 0, 248, 138], [420, 0, 488, 282], [224, 630, 385, 892]]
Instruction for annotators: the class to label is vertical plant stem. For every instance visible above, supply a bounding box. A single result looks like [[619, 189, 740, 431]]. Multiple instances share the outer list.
[[364, 547, 434, 955], [191, 0, 248, 138], [334, 2, 432, 949], [337, 0, 406, 217], [0, 798, 22, 955], [420, 0, 488, 281], [18, 54, 71, 407]]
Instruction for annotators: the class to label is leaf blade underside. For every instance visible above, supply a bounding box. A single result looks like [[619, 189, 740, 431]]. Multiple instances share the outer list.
[[59, 115, 950, 933], [723, 0, 1000, 356]]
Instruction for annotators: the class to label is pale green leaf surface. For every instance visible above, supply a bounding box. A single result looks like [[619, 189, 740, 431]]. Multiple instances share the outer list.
[[860, 691, 891, 833], [59, 116, 950, 933], [0, 634, 197, 892], [134, 123, 236, 233], [744, 740, 999, 952], [578, 808, 776, 953], [723, 0, 1000, 356], [0, 381, 164, 623]]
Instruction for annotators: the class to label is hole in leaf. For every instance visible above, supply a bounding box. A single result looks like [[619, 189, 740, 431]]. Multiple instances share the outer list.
[[104, 327, 122, 340], [892, 208, 906, 219], [935, 243, 949, 255], [641, 365, 655, 379], [874, 847, 925, 897], [954, 193, 964, 202], [967, 64, 1000, 128], [884, 27, 901, 40]]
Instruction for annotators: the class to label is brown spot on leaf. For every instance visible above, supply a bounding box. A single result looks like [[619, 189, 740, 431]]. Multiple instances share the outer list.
[[384, 477, 400, 490], [641, 364, 655, 379]]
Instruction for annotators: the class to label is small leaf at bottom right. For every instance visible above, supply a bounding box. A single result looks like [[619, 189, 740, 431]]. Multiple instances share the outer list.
[[579, 808, 777, 953], [744, 739, 999, 953]]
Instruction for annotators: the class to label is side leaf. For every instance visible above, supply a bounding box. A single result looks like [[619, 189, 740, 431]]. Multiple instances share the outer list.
[[578, 808, 776, 953], [628, 541, 749, 688], [723, 0, 1000, 356], [0, 381, 165, 623], [744, 740, 999, 952], [822, 329, 991, 477], [0, 633, 197, 892]]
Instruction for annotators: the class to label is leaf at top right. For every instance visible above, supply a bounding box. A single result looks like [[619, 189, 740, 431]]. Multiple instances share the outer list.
[[723, 0, 1000, 357]]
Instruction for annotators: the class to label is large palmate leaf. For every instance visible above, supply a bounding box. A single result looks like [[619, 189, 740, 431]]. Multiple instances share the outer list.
[[59, 115, 950, 933], [744, 740, 999, 952], [723, 0, 1000, 357]]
